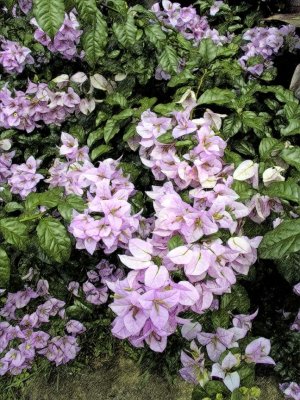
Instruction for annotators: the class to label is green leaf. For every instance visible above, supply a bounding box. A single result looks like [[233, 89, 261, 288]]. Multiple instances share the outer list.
[[198, 38, 218, 64], [0, 218, 28, 250], [0, 248, 10, 288], [123, 124, 137, 142], [259, 138, 282, 160], [167, 69, 195, 88], [259, 219, 300, 259], [58, 195, 86, 222], [158, 45, 179, 73], [212, 310, 230, 329], [263, 181, 300, 204], [82, 11, 108, 67], [0, 187, 12, 203], [221, 284, 250, 313], [261, 86, 296, 103], [33, 0, 65, 38], [87, 128, 104, 148], [36, 217, 71, 263], [156, 132, 174, 144], [25, 188, 62, 210], [242, 111, 270, 133], [231, 181, 255, 201], [67, 299, 93, 319], [153, 102, 177, 114], [69, 125, 85, 143], [113, 14, 139, 47], [107, 0, 127, 14], [168, 235, 184, 251], [281, 119, 300, 136], [238, 365, 255, 387], [103, 119, 120, 143], [106, 93, 127, 108], [224, 149, 243, 166], [74, 0, 97, 23], [198, 88, 235, 106], [233, 141, 256, 157], [192, 387, 207, 400], [281, 147, 300, 171], [275, 251, 300, 283], [222, 115, 242, 139], [204, 380, 228, 396], [4, 202, 24, 213], [144, 24, 166, 49], [113, 109, 133, 121], [91, 144, 113, 160]]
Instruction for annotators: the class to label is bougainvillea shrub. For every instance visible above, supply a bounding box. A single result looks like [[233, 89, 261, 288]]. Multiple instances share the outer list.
[[0, 0, 299, 399]]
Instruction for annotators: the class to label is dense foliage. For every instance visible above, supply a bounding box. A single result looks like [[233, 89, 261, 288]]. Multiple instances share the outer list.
[[0, 0, 299, 399]]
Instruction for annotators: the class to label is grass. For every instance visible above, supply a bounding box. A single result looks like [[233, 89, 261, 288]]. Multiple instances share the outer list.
[[0, 356, 283, 400]]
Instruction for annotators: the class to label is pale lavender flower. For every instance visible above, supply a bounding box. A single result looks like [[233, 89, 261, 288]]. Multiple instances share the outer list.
[[0, 40, 34, 74]]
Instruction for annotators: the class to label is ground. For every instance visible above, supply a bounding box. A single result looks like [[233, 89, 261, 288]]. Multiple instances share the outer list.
[[11, 357, 283, 400]]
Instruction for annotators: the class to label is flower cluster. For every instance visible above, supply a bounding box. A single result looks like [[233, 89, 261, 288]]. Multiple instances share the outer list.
[[0, 40, 34, 74], [0, 81, 81, 132], [47, 132, 140, 254], [279, 382, 300, 400], [68, 259, 124, 306], [8, 156, 43, 199], [239, 26, 300, 76], [179, 313, 274, 392], [18, 0, 32, 15], [233, 160, 283, 223], [152, 1, 230, 45], [31, 12, 83, 60], [108, 102, 262, 352], [0, 280, 85, 375], [0, 149, 14, 185]]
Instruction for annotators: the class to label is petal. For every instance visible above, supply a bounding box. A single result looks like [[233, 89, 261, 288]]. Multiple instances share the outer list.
[[224, 372, 240, 392], [168, 246, 194, 265], [129, 239, 153, 260], [119, 255, 153, 270], [233, 160, 257, 181], [144, 265, 169, 289]]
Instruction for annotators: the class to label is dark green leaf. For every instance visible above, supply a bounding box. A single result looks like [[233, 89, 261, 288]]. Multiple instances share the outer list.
[[104, 119, 120, 143], [91, 144, 113, 160], [198, 38, 218, 64], [58, 195, 86, 222], [198, 88, 235, 106], [25, 188, 62, 210], [212, 310, 230, 329], [67, 299, 93, 319], [231, 181, 255, 201], [159, 45, 179, 73], [36, 217, 71, 263], [33, 0, 65, 38], [74, 0, 97, 23], [281, 119, 300, 136], [281, 147, 300, 171], [259, 138, 282, 160], [144, 24, 166, 49], [82, 11, 108, 67], [263, 181, 300, 204], [87, 128, 104, 148], [259, 219, 300, 259], [221, 285, 250, 313], [4, 202, 24, 213], [0, 248, 10, 288], [157, 132, 174, 144], [275, 251, 300, 283], [0, 218, 28, 250]]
